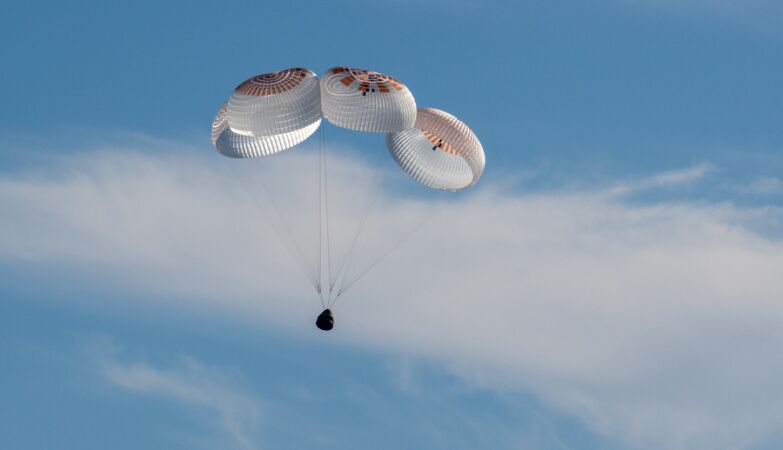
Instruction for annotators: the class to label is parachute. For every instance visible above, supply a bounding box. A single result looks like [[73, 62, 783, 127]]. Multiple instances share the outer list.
[[386, 108, 484, 191], [217, 68, 322, 157], [211, 66, 485, 330], [320, 67, 416, 133]]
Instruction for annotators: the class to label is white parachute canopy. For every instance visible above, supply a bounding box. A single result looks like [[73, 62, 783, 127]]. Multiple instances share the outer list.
[[212, 102, 322, 159], [386, 108, 485, 191], [214, 67, 322, 158], [320, 67, 416, 133]]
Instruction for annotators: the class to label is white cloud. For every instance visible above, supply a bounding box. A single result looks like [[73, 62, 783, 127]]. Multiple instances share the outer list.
[[99, 348, 261, 450], [608, 162, 715, 196], [2, 139, 783, 450]]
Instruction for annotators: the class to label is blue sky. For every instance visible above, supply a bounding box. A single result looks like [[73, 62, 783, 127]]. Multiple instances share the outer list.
[[1, 1, 783, 450]]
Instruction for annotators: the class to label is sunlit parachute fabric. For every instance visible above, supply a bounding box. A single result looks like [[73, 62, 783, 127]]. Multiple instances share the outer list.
[[215, 67, 322, 157], [212, 103, 310, 158], [386, 108, 485, 190], [211, 102, 230, 147], [320, 67, 416, 133]]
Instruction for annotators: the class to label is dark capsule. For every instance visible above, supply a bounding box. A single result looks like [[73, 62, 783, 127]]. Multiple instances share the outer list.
[[316, 309, 334, 331]]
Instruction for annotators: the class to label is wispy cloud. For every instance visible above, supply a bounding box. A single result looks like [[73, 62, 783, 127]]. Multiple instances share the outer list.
[[607, 162, 715, 196], [99, 349, 261, 450], [2, 138, 783, 450]]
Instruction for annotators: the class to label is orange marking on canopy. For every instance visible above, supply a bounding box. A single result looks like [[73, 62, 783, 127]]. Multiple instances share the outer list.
[[422, 130, 459, 156], [235, 68, 310, 96]]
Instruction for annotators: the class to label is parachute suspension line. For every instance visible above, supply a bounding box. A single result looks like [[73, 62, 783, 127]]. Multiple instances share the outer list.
[[249, 168, 323, 300], [228, 162, 322, 299], [334, 201, 449, 302], [328, 165, 386, 306], [317, 126, 325, 307], [327, 148, 386, 298], [321, 124, 335, 304]]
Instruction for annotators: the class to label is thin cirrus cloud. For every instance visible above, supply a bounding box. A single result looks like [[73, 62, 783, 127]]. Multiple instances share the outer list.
[[1, 137, 783, 450], [607, 161, 715, 196], [99, 349, 262, 450]]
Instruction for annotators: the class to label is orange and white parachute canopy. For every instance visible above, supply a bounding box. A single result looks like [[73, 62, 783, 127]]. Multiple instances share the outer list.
[[215, 67, 322, 157], [320, 67, 416, 133], [386, 108, 485, 191]]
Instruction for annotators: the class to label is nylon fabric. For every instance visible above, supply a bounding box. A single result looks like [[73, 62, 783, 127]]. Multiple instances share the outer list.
[[386, 108, 484, 190], [217, 67, 322, 157], [320, 67, 416, 133]]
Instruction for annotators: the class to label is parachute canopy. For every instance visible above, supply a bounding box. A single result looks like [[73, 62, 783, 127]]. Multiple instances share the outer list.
[[215, 67, 322, 158], [320, 67, 416, 133], [386, 108, 485, 190], [212, 102, 322, 158]]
